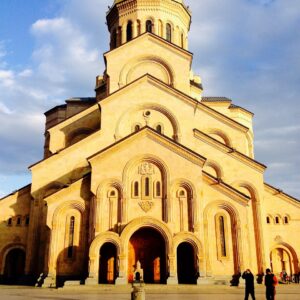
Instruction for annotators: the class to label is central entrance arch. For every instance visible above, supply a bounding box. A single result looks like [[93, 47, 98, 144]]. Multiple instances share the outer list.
[[128, 227, 166, 283]]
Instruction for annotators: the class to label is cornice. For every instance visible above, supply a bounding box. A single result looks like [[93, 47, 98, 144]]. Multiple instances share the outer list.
[[203, 171, 250, 205], [103, 32, 193, 59], [88, 126, 206, 167], [264, 183, 300, 207], [193, 129, 266, 173]]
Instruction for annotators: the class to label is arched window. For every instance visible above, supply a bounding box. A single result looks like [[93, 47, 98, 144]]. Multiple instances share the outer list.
[[109, 190, 116, 197], [25, 215, 30, 226], [275, 216, 280, 224], [146, 20, 153, 33], [134, 125, 141, 132], [166, 23, 172, 42], [127, 21, 133, 42], [155, 181, 161, 197], [266, 216, 270, 224], [17, 216, 21, 226], [68, 216, 75, 258], [145, 177, 150, 196], [181, 32, 184, 48], [284, 216, 289, 224], [219, 216, 226, 257], [156, 125, 162, 134], [7, 218, 12, 226], [111, 29, 117, 49], [134, 181, 139, 197]]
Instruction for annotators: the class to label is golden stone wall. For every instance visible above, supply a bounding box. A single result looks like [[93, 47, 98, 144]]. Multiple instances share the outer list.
[[0, 0, 299, 287]]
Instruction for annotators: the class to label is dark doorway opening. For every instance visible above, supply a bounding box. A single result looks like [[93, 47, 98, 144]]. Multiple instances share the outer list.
[[99, 243, 117, 284], [128, 227, 166, 283], [177, 242, 196, 284], [3, 248, 26, 285]]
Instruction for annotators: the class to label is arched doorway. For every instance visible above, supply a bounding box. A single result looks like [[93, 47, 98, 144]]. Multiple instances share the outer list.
[[128, 227, 166, 283], [4, 248, 25, 284], [99, 243, 117, 284], [177, 242, 196, 284], [270, 248, 293, 276]]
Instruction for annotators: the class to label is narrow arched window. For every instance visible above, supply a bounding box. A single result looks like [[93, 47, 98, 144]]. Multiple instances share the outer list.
[[155, 181, 161, 197], [266, 216, 270, 224], [275, 216, 279, 224], [134, 125, 140, 132], [7, 218, 12, 226], [284, 216, 289, 224], [156, 125, 162, 134], [134, 181, 139, 197], [146, 20, 153, 33], [181, 33, 184, 48], [219, 216, 226, 257], [68, 216, 75, 258], [127, 21, 133, 42], [111, 29, 117, 49], [145, 177, 150, 196], [25, 215, 30, 226], [17, 217, 21, 226], [166, 23, 172, 42]]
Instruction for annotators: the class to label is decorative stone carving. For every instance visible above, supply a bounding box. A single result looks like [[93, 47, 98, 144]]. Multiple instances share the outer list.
[[139, 162, 155, 175], [138, 201, 154, 212]]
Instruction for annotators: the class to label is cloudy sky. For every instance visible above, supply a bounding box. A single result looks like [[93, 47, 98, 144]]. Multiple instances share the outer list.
[[0, 0, 299, 199]]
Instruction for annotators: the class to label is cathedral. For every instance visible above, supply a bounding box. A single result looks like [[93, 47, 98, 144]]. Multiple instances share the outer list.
[[0, 0, 299, 287]]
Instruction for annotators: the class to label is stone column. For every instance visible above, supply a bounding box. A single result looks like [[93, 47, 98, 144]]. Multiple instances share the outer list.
[[115, 254, 127, 285], [133, 20, 138, 38], [167, 254, 178, 285], [85, 256, 98, 285], [122, 24, 127, 44]]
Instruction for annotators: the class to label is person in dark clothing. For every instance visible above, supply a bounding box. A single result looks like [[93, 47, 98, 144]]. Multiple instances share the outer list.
[[265, 268, 277, 300], [242, 269, 256, 300]]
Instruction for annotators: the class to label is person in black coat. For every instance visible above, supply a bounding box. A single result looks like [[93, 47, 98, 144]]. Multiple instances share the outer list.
[[265, 268, 277, 300], [242, 269, 256, 300]]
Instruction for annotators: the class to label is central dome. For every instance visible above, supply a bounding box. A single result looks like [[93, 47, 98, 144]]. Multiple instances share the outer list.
[[108, 0, 191, 51], [114, 0, 184, 3]]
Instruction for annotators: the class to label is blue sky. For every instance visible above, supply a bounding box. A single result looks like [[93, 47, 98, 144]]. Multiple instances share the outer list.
[[0, 0, 299, 199]]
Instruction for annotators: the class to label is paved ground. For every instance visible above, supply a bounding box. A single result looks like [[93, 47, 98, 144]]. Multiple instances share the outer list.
[[0, 284, 300, 300]]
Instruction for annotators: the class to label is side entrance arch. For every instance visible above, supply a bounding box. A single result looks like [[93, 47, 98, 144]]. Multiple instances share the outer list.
[[99, 243, 118, 284], [3, 248, 26, 284], [177, 242, 197, 284], [128, 227, 167, 283]]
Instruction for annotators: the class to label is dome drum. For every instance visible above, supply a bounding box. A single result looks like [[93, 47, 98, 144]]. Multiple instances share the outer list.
[[107, 0, 191, 50]]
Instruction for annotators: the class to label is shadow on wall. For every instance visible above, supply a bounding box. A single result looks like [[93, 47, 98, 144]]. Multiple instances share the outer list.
[[55, 246, 88, 288]]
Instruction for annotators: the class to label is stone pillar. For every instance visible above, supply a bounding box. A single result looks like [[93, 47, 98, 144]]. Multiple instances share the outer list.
[[116, 254, 127, 285], [122, 24, 127, 44], [133, 20, 138, 38], [25, 196, 44, 280], [167, 255, 178, 284], [141, 19, 146, 34], [153, 19, 158, 35], [85, 256, 98, 285]]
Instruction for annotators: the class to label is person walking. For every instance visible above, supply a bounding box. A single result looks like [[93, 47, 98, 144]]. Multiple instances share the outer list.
[[242, 269, 256, 300], [265, 268, 278, 300]]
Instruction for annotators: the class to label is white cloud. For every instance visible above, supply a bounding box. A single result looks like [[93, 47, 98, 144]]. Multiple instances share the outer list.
[[0, 102, 13, 115]]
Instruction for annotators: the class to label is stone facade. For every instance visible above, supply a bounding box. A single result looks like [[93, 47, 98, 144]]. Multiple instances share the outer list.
[[0, 0, 299, 287]]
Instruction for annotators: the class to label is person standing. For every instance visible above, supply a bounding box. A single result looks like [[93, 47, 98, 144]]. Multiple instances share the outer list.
[[242, 269, 256, 300], [265, 268, 278, 300]]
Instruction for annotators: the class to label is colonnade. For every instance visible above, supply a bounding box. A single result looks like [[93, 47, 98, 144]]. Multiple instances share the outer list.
[[110, 19, 188, 50]]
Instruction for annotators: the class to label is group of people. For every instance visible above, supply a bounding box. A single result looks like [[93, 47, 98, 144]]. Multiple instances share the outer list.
[[242, 268, 278, 300], [279, 270, 300, 283]]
